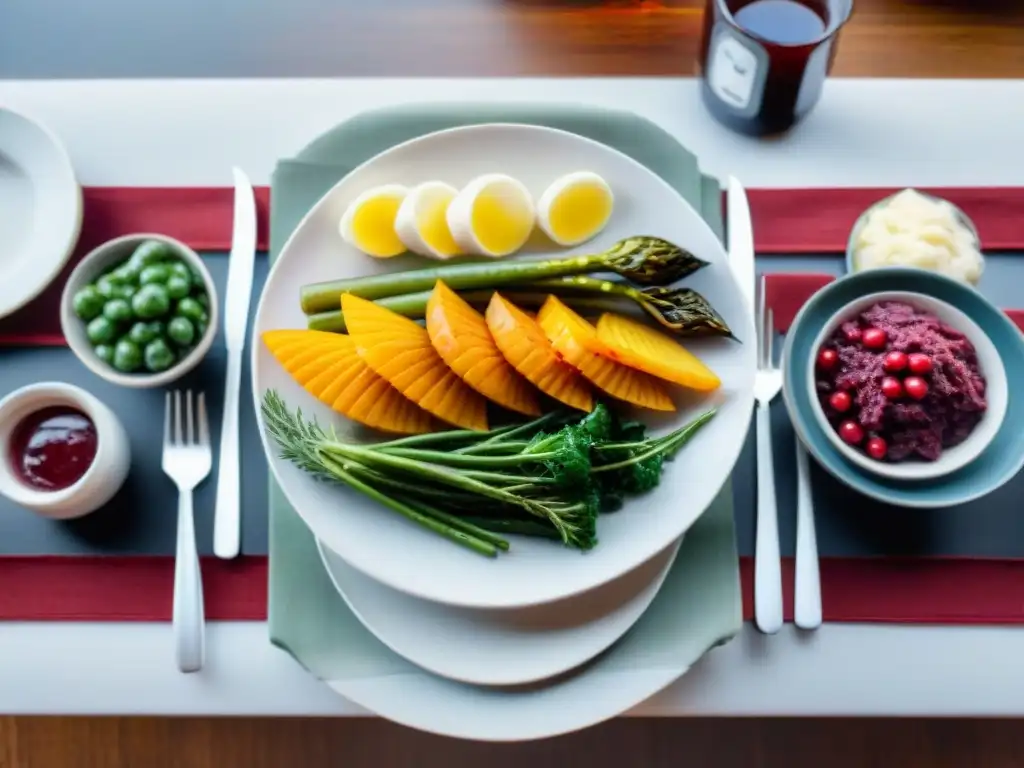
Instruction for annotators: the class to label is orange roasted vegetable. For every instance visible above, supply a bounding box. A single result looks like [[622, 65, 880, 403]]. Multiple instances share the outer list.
[[426, 281, 541, 416], [261, 329, 435, 435], [342, 293, 488, 431], [484, 293, 592, 412]]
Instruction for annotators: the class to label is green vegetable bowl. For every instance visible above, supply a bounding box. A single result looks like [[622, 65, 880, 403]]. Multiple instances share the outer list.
[[60, 233, 219, 388]]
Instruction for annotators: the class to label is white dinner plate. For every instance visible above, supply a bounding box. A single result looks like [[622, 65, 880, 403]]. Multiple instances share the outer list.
[[317, 535, 681, 687], [0, 108, 82, 318], [253, 123, 756, 609]]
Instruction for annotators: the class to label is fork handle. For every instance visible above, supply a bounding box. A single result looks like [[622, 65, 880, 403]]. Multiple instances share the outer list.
[[754, 402, 783, 634], [794, 442, 822, 630], [174, 488, 205, 673]]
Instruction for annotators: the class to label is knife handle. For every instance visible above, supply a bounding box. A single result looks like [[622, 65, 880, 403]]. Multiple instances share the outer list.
[[214, 350, 243, 559], [754, 402, 783, 635]]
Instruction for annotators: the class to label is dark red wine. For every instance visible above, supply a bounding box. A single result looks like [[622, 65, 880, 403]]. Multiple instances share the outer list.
[[699, 0, 850, 136], [9, 407, 97, 491], [733, 0, 827, 44]]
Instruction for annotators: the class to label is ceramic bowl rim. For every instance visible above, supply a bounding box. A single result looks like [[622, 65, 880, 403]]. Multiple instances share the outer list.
[[59, 233, 219, 389], [805, 289, 1007, 481]]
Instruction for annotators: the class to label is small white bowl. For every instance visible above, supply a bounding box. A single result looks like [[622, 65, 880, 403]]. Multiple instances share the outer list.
[[808, 290, 1007, 481], [845, 190, 982, 285], [0, 382, 130, 519], [60, 233, 219, 388]]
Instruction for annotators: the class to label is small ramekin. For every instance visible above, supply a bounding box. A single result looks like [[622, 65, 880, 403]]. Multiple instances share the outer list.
[[0, 382, 131, 519]]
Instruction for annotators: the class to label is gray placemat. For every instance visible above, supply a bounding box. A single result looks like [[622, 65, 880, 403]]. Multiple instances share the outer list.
[[265, 103, 742, 686]]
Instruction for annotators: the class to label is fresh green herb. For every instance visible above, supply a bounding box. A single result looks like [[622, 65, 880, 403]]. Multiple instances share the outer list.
[[261, 392, 716, 557], [299, 236, 708, 313]]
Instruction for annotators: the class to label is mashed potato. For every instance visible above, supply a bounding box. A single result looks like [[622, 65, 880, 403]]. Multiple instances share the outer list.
[[851, 189, 983, 285]]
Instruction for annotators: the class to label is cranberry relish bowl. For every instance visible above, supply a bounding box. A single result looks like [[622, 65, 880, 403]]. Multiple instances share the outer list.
[[782, 268, 1021, 509]]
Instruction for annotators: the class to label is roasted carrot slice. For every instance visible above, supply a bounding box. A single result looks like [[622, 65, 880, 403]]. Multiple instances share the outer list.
[[426, 281, 541, 416], [593, 313, 721, 392], [341, 293, 489, 431], [261, 329, 435, 435], [484, 293, 592, 412], [537, 296, 675, 411]]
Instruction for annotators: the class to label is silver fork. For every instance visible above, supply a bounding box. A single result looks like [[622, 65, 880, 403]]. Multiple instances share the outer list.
[[754, 276, 783, 634], [161, 390, 211, 673]]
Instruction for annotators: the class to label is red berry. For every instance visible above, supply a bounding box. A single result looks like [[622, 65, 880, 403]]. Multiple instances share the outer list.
[[817, 348, 839, 371], [843, 326, 862, 343], [904, 376, 929, 400], [839, 420, 864, 445], [866, 436, 888, 460], [862, 327, 887, 349], [908, 353, 933, 375], [883, 351, 908, 373], [880, 376, 903, 399], [829, 391, 852, 412]]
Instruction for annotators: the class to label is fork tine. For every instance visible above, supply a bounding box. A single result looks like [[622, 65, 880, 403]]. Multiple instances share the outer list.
[[766, 308, 775, 367], [186, 390, 195, 445], [173, 390, 183, 446], [164, 391, 171, 446], [756, 275, 767, 367], [197, 392, 210, 446]]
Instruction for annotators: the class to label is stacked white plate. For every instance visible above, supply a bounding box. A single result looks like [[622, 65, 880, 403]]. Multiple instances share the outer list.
[[253, 124, 757, 738]]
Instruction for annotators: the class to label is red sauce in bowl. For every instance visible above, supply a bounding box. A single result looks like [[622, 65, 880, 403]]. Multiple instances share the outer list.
[[8, 407, 98, 491]]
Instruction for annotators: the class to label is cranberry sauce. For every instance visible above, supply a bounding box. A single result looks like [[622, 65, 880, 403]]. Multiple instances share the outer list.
[[8, 407, 98, 491]]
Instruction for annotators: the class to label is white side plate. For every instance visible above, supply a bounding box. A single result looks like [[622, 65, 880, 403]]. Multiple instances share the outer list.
[[317, 535, 681, 687], [0, 108, 81, 318]]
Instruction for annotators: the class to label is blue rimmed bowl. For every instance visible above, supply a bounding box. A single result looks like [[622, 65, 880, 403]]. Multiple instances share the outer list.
[[782, 268, 1024, 509]]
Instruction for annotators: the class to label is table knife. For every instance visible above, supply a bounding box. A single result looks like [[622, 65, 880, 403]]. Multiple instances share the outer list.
[[727, 176, 783, 634], [213, 168, 257, 560]]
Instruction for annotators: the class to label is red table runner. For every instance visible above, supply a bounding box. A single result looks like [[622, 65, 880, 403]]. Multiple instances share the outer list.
[[2, 185, 1024, 624]]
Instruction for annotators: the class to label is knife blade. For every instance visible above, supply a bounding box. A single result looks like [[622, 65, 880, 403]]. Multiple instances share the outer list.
[[213, 167, 257, 560], [727, 176, 755, 313]]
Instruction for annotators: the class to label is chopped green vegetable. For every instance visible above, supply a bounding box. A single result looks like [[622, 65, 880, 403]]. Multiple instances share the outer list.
[[167, 316, 195, 347], [95, 275, 117, 299], [166, 275, 191, 299], [72, 286, 105, 321], [130, 240, 174, 266], [113, 339, 143, 372], [94, 344, 114, 364], [128, 321, 158, 345], [86, 316, 118, 344], [300, 236, 708, 314], [144, 338, 175, 372], [102, 298, 132, 323], [132, 284, 171, 319], [261, 393, 716, 556], [139, 265, 170, 286], [175, 296, 207, 325]]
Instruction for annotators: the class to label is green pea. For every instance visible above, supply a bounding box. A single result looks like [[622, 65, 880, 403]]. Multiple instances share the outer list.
[[147, 320, 166, 339], [166, 275, 191, 299], [194, 291, 209, 308], [195, 320, 207, 340], [94, 344, 114, 364], [130, 240, 174, 267], [86, 316, 118, 345], [132, 284, 171, 319], [167, 316, 196, 347], [102, 298, 132, 323], [114, 284, 137, 301], [175, 297, 208, 325], [112, 339, 143, 372], [127, 321, 157, 345], [167, 261, 191, 281], [72, 286, 105, 321], [139, 265, 170, 286], [190, 267, 205, 289], [144, 338, 175, 373], [109, 261, 141, 285], [95, 275, 117, 299]]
